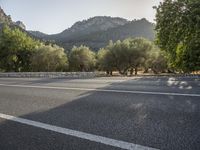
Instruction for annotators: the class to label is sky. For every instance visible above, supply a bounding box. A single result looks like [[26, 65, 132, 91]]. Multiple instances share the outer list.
[[0, 0, 163, 34]]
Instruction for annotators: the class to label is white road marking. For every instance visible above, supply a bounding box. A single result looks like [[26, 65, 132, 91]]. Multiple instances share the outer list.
[[0, 113, 158, 150], [0, 83, 199, 97]]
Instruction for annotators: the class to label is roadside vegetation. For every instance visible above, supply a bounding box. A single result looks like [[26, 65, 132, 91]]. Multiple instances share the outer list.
[[154, 0, 200, 73], [0, 0, 199, 75], [0, 25, 167, 75], [69, 45, 96, 72]]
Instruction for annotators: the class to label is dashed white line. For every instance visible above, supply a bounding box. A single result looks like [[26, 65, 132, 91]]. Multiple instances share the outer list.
[[0, 83, 199, 97], [0, 113, 158, 150]]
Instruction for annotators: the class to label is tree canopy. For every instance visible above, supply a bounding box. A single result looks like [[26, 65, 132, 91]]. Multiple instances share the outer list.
[[0, 25, 69, 72], [0, 25, 39, 72], [31, 44, 68, 72], [155, 0, 200, 72], [97, 38, 156, 75], [69, 45, 96, 71], [0, 23, 169, 75]]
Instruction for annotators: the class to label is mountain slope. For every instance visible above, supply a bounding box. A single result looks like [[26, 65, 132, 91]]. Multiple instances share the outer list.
[[72, 18, 154, 42], [30, 17, 155, 50], [0, 7, 12, 25], [0, 7, 26, 29], [0, 7, 45, 42], [29, 30, 49, 38], [57, 18, 155, 50], [54, 16, 128, 40]]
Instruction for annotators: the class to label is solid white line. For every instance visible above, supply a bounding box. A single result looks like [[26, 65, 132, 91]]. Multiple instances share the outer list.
[[0, 83, 199, 97], [0, 113, 158, 150]]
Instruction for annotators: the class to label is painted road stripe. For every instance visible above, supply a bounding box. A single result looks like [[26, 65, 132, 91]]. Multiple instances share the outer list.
[[0, 83, 199, 97], [0, 113, 158, 150]]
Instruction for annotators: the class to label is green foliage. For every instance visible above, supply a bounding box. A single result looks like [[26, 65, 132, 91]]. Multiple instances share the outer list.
[[97, 48, 109, 71], [69, 45, 96, 71], [0, 19, 167, 74], [126, 38, 153, 70], [97, 47, 116, 75], [0, 25, 68, 72], [107, 40, 130, 74], [145, 46, 168, 74], [31, 44, 68, 72], [97, 38, 154, 75], [0, 25, 39, 72], [155, 0, 200, 72]]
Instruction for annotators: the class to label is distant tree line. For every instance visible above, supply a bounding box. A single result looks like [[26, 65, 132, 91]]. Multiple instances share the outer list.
[[0, 25, 68, 72], [97, 38, 167, 75], [0, 25, 167, 74]]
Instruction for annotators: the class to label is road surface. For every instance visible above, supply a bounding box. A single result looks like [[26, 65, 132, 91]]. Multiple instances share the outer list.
[[0, 77, 199, 150]]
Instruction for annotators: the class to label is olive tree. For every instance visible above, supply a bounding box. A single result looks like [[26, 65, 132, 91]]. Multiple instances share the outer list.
[[102, 38, 153, 75], [145, 46, 168, 74], [31, 44, 68, 72], [0, 25, 39, 72], [69, 45, 96, 71], [97, 48, 115, 75], [126, 38, 153, 75]]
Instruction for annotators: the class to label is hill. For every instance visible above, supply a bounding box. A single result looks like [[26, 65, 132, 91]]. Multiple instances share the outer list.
[[29, 17, 155, 50], [0, 7, 26, 29]]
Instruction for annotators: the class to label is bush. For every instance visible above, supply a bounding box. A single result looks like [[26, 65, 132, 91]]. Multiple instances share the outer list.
[[31, 44, 68, 72], [69, 45, 96, 71]]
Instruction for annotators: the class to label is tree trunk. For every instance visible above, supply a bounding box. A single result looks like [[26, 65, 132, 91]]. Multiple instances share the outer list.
[[167, 69, 175, 73], [143, 68, 149, 73], [118, 69, 123, 75], [130, 68, 134, 76], [152, 68, 158, 74], [135, 67, 138, 75], [80, 64, 84, 72], [106, 70, 109, 75]]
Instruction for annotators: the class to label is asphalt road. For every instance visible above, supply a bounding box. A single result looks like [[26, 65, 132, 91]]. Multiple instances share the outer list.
[[0, 76, 199, 150]]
